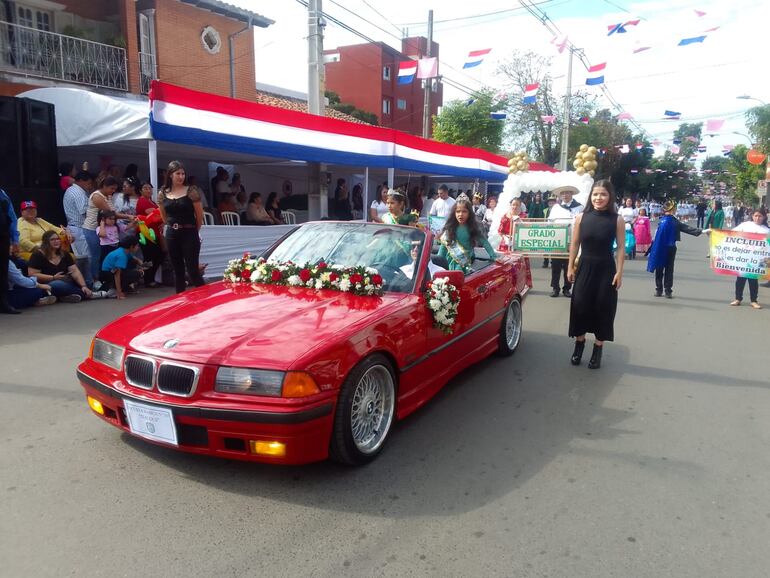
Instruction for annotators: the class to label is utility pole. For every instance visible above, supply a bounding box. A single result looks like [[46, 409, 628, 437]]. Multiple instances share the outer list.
[[307, 0, 327, 219], [421, 9, 433, 139], [558, 45, 573, 171]]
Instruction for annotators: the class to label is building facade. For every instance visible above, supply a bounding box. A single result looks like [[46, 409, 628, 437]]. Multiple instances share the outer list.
[[0, 0, 273, 99], [324, 36, 443, 137]]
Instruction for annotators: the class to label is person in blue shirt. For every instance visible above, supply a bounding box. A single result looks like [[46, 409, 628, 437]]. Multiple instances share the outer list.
[[1, 188, 21, 313], [100, 235, 143, 299]]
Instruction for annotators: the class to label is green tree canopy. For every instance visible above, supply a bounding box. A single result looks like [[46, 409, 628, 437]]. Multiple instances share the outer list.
[[673, 123, 702, 159], [746, 104, 770, 154], [728, 144, 765, 205], [432, 88, 504, 153], [325, 91, 379, 125]]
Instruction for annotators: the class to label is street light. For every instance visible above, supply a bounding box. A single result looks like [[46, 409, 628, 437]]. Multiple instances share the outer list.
[[736, 95, 768, 106], [732, 131, 754, 146]]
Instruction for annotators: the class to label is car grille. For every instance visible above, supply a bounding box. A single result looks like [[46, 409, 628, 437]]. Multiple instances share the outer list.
[[157, 363, 197, 396], [124, 356, 154, 389]]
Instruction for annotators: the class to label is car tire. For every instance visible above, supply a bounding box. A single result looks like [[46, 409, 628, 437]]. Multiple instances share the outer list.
[[497, 296, 522, 356], [329, 353, 397, 466]]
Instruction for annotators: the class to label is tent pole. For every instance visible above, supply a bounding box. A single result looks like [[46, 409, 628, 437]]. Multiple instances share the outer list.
[[387, 167, 394, 188], [363, 167, 370, 221], [148, 139, 158, 200]]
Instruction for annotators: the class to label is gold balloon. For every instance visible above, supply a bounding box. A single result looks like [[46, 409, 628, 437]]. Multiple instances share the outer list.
[[573, 159, 583, 169], [588, 146, 597, 155], [508, 158, 516, 166], [517, 160, 526, 170], [576, 166, 586, 175], [584, 160, 597, 171], [579, 144, 589, 152], [589, 170, 595, 177]]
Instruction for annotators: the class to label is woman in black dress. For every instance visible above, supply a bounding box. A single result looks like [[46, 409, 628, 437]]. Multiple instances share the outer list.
[[157, 161, 205, 293], [567, 179, 625, 369]]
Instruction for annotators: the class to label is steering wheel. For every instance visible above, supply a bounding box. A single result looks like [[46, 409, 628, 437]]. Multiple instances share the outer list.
[[369, 262, 408, 288]]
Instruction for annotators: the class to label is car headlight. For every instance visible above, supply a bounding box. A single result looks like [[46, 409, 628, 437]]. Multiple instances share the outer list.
[[215, 367, 285, 396], [91, 338, 125, 371]]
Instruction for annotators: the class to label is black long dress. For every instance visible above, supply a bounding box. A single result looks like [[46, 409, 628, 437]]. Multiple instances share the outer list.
[[569, 209, 619, 341]]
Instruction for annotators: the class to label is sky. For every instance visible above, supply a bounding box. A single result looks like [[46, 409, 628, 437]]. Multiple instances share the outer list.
[[237, 0, 766, 160]]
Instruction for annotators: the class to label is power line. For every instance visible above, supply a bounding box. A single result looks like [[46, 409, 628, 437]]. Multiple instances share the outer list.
[[359, 0, 403, 36], [397, 1, 560, 26]]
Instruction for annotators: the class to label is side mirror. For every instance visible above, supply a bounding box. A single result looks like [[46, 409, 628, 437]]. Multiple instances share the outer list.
[[433, 270, 464, 288]]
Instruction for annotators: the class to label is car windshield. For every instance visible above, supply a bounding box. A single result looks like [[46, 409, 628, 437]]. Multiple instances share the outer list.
[[266, 222, 426, 293]]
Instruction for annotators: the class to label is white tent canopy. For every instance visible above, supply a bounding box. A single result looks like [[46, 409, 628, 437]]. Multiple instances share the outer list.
[[19, 87, 151, 146]]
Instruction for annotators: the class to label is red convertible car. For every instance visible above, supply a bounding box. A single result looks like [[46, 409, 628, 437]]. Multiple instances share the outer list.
[[77, 222, 531, 465]]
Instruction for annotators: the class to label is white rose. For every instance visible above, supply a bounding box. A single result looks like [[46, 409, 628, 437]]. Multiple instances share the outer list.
[[339, 279, 351, 291], [287, 275, 302, 286], [306, 280, 314, 287], [250, 270, 261, 282], [321, 272, 331, 283], [429, 299, 442, 310], [315, 279, 324, 289]]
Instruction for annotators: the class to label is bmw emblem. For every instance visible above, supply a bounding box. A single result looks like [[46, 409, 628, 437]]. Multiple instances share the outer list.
[[146, 423, 155, 433], [163, 338, 180, 350]]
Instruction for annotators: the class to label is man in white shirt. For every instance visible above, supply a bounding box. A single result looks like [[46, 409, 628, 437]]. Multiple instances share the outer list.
[[62, 170, 94, 283], [547, 185, 583, 297], [429, 184, 456, 219], [400, 240, 446, 280]]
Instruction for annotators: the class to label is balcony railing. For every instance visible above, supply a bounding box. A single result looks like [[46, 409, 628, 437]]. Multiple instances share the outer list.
[[0, 20, 127, 91], [139, 51, 157, 95]]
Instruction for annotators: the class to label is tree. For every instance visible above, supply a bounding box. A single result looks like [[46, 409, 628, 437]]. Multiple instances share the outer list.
[[700, 156, 733, 188], [728, 145, 764, 205], [746, 104, 770, 154], [325, 91, 379, 125], [673, 122, 702, 159], [496, 50, 596, 165], [432, 88, 505, 153], [635, 152, 698, 201]]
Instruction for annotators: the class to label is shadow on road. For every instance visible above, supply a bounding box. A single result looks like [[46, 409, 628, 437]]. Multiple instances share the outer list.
[[118, 330, 635, 517]]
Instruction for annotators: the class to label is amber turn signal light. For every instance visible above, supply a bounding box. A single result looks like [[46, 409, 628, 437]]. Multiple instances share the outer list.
[[87, 396, 104, 415], [282, 372, 320, 398], [249, 440, 286, 457]]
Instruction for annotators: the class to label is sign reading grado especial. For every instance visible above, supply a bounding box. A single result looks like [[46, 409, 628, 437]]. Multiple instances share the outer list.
[[512, 221, 571, 255]]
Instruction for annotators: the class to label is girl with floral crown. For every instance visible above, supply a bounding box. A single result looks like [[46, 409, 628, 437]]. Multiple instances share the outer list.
[[438, 194, 497, 273]]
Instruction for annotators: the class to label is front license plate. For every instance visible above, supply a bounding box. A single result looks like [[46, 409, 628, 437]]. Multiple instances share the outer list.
[[123, 399, 178, 446]]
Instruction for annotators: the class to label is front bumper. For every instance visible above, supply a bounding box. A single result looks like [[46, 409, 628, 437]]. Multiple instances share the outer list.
[[77, 368, 335, 465]]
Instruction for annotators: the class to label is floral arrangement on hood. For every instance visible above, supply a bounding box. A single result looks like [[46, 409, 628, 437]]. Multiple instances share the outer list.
[[424, 276, 461, 335], [224, 254, 384, 296]]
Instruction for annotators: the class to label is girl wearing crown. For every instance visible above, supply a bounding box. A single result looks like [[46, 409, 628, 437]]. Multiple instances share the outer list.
[[381, 189, 419, 226], [438, 195, 497, 273]]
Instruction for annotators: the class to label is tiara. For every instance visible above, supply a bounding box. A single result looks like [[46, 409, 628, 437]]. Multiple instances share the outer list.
[[456, 192, 471, 203]]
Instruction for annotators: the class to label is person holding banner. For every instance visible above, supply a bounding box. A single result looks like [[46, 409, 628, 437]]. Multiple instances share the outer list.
[[727, 210, 769, 309], [567, 180, 625, 370], [548, 186, 583, 298], [497, 198, 526, 251], [646, 200, 702, 299]]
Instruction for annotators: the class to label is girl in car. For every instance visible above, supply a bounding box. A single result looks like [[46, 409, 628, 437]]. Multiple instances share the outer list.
[[381, 189, 419, 226], [438, 194, 497, 273]]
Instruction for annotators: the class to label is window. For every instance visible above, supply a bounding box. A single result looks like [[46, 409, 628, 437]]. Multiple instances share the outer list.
[[17, 7, 33, 27], [397, 99, 407, 110], [16, 6, 51, 31], [200, 26, 222, 54], [383, 66, 391, 80], [382, 98, 391, 115]]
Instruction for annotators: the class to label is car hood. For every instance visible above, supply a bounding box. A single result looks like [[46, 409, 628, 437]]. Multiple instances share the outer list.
[[102, 282, 405, 369]]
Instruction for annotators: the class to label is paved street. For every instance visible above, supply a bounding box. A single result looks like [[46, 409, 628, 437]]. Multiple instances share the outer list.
[[2, 232, 769, 578]]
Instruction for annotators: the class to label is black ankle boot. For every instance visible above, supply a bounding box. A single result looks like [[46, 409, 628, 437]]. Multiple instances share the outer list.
[[588, 344, 603, 369], [570, 340, 585, 365]]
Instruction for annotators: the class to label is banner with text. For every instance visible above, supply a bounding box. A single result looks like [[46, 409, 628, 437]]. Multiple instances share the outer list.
[[709, 230, 770, 279], [512, 221, 571, 256]]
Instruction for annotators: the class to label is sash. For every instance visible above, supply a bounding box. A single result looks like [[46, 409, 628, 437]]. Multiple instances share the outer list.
[[440, 236, 472, 272]]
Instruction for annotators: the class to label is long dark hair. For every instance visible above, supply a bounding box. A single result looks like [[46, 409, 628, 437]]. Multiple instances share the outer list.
[[39, 230, 63, 260], [584, 179, 618, 215], [162, 160, 185, 191], [266, 192, 278, 209], [442, 199, 485, 246]]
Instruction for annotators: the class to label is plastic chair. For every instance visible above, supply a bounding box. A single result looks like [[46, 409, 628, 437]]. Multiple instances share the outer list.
[[203, 211, 215, 226], [220, 211, 241, 226], [282, 210, 296, 225]]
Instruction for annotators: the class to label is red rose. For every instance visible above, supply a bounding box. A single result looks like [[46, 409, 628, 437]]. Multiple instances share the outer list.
[[317, 261, 327, 269], [299, 269, 311, 282], [329, 272, 339, 282], [349, 273, 363, 285], [271, 270, 282, 282], [243, 252, 250, 258], [371, 274, 383, 285], [241, 269, 251, 279]]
